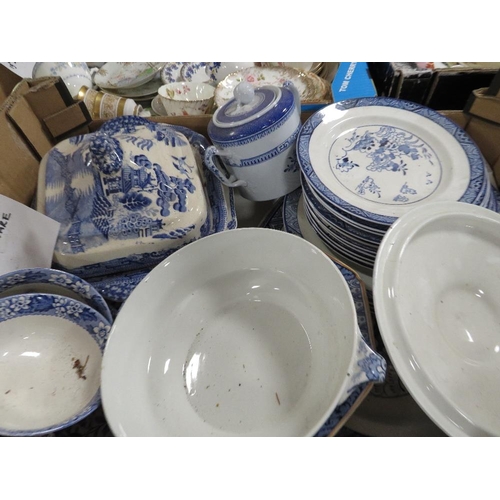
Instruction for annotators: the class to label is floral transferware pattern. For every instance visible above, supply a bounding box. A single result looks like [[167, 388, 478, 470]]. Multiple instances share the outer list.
[[331, 125, 441, 205]]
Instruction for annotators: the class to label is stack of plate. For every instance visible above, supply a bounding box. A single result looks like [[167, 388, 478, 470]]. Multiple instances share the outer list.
[[296, 97, 498, 272]]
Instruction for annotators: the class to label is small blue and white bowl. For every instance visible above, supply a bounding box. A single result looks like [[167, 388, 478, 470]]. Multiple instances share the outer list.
[[0, 267, 113, 323], [0, 293, 111, 436]]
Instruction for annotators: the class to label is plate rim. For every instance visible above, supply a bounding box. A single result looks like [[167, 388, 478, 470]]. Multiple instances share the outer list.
[[297, 97, 486, 226]]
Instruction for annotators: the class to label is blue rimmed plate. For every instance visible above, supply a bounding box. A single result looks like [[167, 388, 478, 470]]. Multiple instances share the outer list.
[[297, 97, 487, 227], [0, 293, 111, 436]]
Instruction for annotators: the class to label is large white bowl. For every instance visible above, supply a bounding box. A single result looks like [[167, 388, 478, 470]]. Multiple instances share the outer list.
[[102, 227, 385, 436], [0, 293, 111, 436], [374, 201, 500, 436]]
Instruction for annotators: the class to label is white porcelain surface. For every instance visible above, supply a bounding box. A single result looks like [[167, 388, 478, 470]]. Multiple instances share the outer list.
[[102, 228, 365, 436], [150, 94, 167, 116], [374, 201, 500, 436], [94, 62, 165, 90], [158, 82, 214, 116], [32, 62, 92, 98], [0, 293, 110, 436]]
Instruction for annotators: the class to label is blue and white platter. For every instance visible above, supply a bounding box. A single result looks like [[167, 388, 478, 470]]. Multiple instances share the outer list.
[[260, 189, 376, 436], [0, 267, 113, 323], [297, 97, 488, 227]]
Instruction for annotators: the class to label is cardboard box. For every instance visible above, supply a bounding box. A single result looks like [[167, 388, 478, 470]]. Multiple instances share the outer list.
[[0, 65, 92, 205], [369, 62, 500, 110]]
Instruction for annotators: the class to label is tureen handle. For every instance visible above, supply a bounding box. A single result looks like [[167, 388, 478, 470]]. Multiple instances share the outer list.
[[337, 327, 387, 405], [204, 146, 247, 188]]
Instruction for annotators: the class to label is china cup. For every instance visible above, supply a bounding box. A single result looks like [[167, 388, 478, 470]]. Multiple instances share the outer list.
[[157, 82, 214, 116]]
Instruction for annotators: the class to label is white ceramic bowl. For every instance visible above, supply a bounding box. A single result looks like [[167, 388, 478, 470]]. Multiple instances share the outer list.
[[0, 293, 111, 436], [102, 227, 385, 436], [374, 201, 500, 436], [158, 82, 214, 116]]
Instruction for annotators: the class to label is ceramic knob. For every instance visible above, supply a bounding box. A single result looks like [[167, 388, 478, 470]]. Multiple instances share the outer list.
[[233, 81, 255, 105]]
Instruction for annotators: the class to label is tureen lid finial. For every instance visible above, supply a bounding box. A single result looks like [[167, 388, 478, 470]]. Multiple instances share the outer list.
[[233, 81, 255, 106]]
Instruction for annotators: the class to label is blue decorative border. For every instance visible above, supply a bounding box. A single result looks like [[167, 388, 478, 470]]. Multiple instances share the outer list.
[[238, 124, 300, 167], [298, 97, 487, 226], [0, 293, 111, 437], [0, 267, 112, 324], [209, 91, 296, 146]]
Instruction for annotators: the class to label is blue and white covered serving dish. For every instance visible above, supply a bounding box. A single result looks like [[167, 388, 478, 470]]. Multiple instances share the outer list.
[[37, 116, 231, 278]]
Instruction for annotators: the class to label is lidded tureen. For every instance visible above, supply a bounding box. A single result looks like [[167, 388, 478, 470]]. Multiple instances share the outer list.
[[37, 116, 209, 278]]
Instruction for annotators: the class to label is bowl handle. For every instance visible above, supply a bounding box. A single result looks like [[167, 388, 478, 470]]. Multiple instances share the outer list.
[[204, 146, 247, 188], [337, 327, 387, 405]]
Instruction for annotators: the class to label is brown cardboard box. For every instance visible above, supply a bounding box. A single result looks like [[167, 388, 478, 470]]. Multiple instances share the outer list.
[[0, 65, 92, 205]]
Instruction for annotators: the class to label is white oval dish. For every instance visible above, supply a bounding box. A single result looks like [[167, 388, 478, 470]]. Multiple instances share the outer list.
[[102, 228, 385, 436], [374, 201, 500, 436], [0, 267, 113, 323], [0, 293, 111, 436]]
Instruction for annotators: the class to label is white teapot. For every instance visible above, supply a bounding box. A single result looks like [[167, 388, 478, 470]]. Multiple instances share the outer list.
[[205, 80, 302, 201]]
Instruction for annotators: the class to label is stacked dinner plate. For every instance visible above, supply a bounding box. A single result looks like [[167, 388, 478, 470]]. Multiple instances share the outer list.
[[296, 97, 498, 272]]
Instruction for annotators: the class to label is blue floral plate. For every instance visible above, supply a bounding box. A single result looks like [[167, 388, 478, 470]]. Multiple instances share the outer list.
[[297, 97, 487, 227]]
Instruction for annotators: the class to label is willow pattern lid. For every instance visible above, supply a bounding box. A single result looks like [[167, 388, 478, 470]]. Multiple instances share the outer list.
[[297, 97, 487, 226], [36, 116, 209, 278]]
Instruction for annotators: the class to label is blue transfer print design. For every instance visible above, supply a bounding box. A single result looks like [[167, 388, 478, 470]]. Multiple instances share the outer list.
[[44, 116, 204, 278], [356, 176, 381, 198], [336, 126, 434, 176], [83, 124, 237, 287], [298, 97, 487, 225]]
